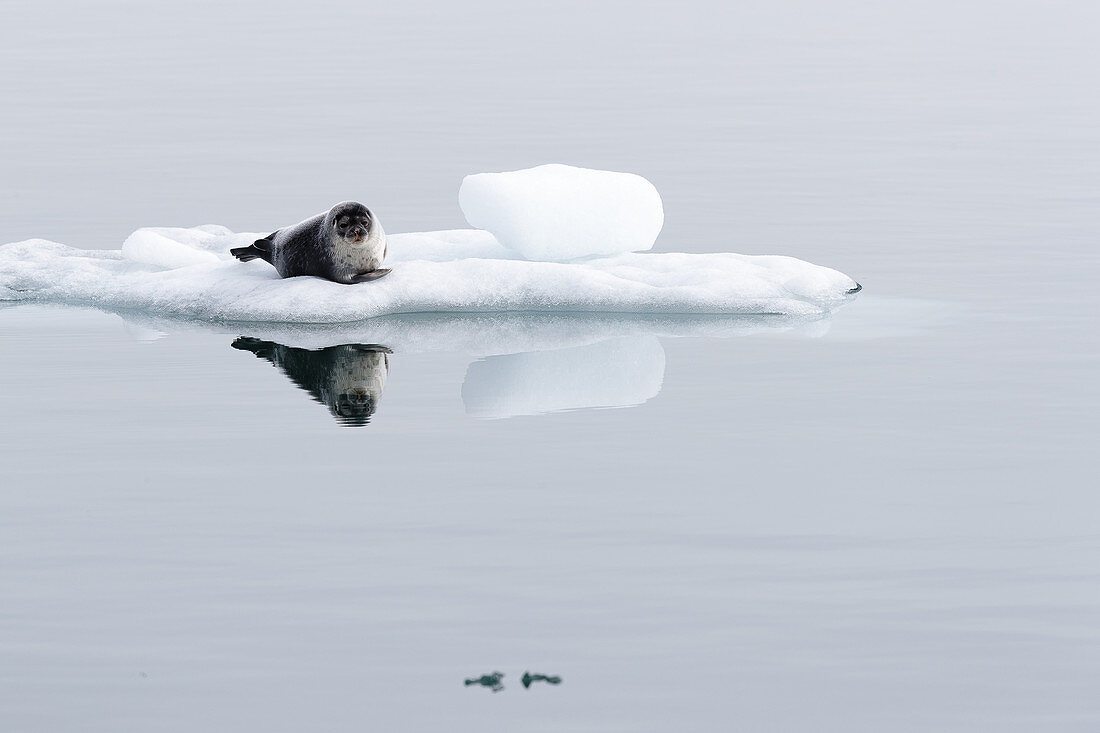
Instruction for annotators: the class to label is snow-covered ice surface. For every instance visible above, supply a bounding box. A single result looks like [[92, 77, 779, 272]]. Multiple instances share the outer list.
[[0, 226, 860, 321], [120, 225, 231, 268], [459, 164, 665, 260]]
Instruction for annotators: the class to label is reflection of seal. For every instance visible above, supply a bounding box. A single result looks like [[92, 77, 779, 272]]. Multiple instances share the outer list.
[[232, 338, 392, 426], [230, 201, 390, 283]]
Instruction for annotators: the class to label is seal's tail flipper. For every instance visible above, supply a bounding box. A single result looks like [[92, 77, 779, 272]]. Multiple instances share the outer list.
[[230, 233, 276, 264], [229, 245, 264, 262], [231, 336, 279, 361]]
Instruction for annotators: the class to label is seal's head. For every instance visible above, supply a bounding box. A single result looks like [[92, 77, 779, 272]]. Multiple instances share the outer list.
[[323, 344, 390, 427], [327, 201, 374, 245], [332, 387, 379, 425]]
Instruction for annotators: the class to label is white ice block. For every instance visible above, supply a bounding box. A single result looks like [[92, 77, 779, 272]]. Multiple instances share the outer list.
[[459, 164, 665, 261]]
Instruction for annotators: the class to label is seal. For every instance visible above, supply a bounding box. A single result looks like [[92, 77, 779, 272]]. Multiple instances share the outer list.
[[230, 201, 390, 283], [232, 337, 392, 426]]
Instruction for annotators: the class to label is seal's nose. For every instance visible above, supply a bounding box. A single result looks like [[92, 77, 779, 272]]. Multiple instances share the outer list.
[[350, 226, 365, 240]]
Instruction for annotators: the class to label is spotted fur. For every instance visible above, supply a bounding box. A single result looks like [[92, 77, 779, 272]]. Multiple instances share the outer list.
[[230, 201, 389, 284]]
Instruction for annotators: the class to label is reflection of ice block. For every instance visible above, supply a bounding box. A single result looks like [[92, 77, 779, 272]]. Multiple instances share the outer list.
[[461, 336, 666, 419], [459, 164, 664, 261]]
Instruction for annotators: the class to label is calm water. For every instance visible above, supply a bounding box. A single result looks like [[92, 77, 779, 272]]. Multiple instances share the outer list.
[[2, 1, 1098, 730]]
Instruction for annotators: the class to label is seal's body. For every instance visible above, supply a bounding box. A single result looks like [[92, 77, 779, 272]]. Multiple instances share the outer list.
[[232, 337, 392, 426], [230, 201, 390, 283]]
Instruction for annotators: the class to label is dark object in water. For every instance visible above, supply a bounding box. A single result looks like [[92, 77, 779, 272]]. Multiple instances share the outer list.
[[465, 671, 505, 692], [231, 337, 392, 427], [521, 671, 562, 688]]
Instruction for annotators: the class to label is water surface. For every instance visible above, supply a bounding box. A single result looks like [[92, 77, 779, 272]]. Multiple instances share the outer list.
[[1, 1, 1098, 730]]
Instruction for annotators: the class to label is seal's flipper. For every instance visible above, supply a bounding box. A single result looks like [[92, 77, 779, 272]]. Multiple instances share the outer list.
[[231, 336, 279, 361], [230, 232, 277, 264], [351, 268, 391, 283], [229, 245, 263, 262]]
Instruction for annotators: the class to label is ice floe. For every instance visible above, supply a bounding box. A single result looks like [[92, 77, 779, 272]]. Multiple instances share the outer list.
[[0, 228, 858, 321], [0, 165, 859, 321]]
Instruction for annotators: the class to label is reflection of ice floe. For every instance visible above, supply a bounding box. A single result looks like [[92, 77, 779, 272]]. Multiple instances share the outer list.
[[0, 227, 860, 320], [462, 336, 666, 419], [120, 320, 168, 343], [115, 310, 833, 354], [197, 310, 835, 421], [212, 311, 829, 422]]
